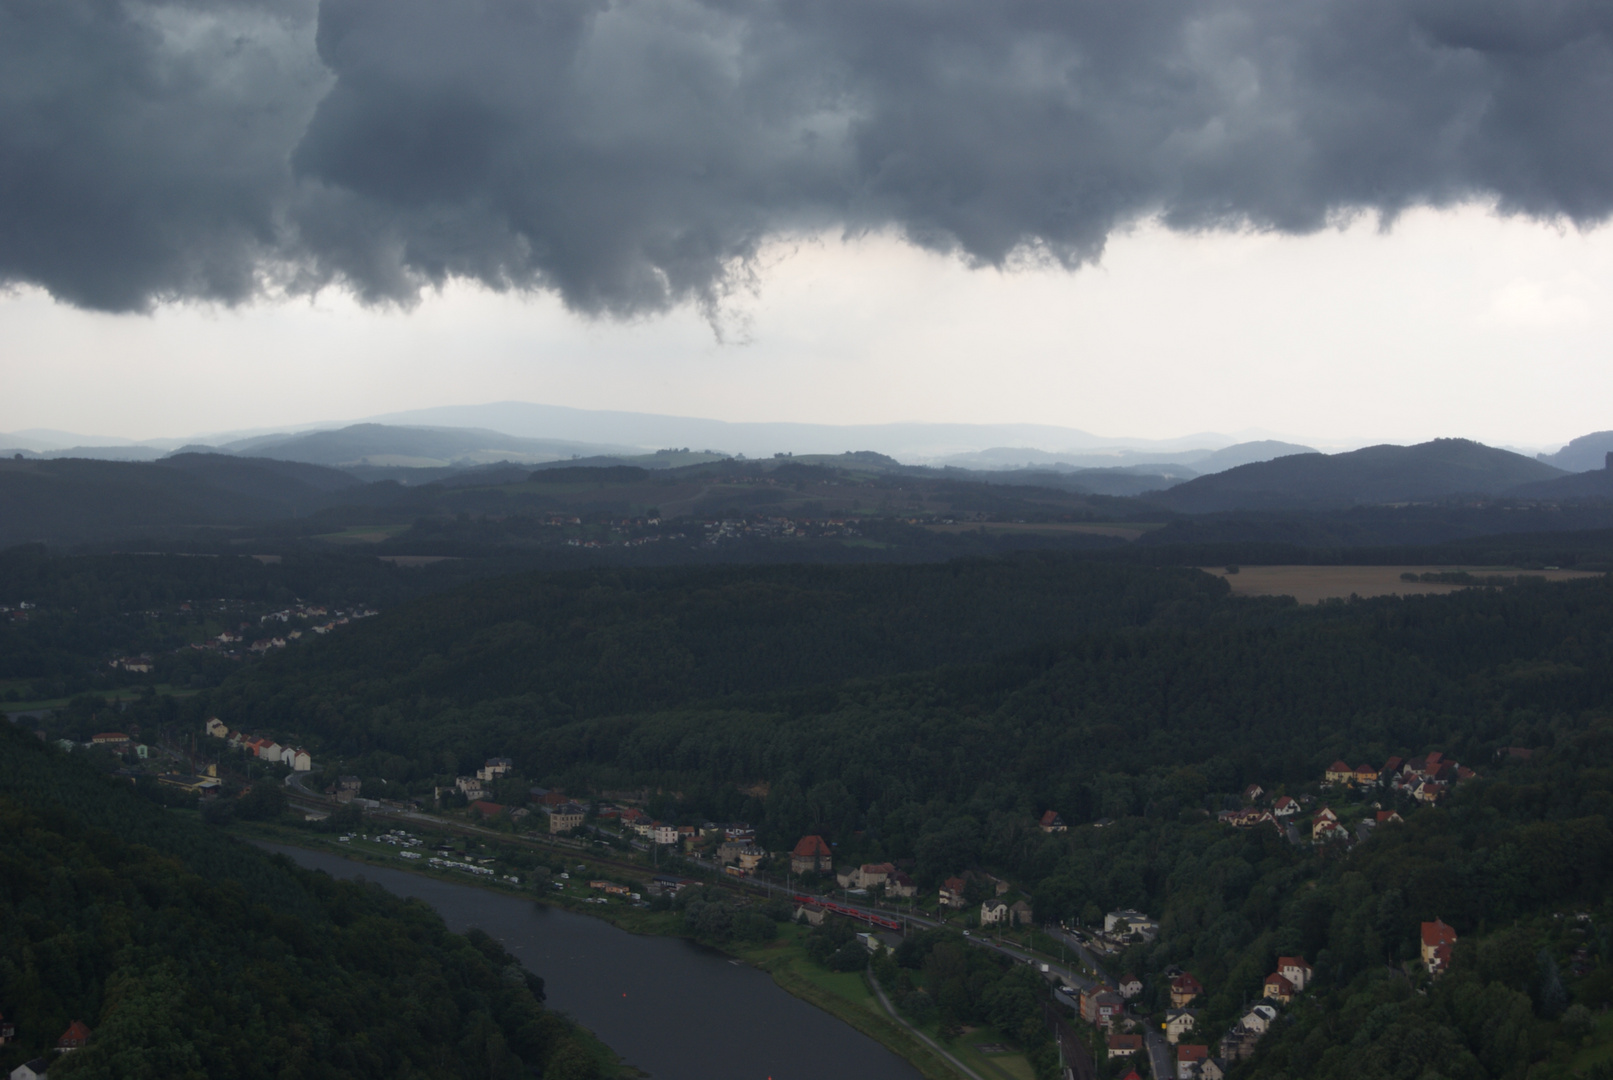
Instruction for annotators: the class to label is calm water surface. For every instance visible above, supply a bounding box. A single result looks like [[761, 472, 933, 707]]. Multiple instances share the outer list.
[[260, 843, 923, 1080]]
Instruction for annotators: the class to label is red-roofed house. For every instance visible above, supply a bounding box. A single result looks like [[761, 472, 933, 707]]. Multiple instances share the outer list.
[[57, 1020, 91, 1052], [470, 800, 507, 818], [1272, 796, 1300, 818], [1118, 973, 1143, 998], [1170, 973, 1203, 1007], [1376, 810, 1404, 824], [1421, 919, 1457, 977], [1121, 1071, 1143, 1080], [939, 876, 968, 909], [1177, 1043, 1209, 1078], [1353, 764, 1379, 785], [1324, 760, 1353, 783], [1382, 755, 1405, 776], [1039, 810, 1068, 833], [790, 834, 832, 874], [1278, 956, 1312, 991], [1263, 972, 1296, 1003]]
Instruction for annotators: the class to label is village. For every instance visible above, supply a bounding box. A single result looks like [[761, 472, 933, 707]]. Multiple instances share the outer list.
[[248, 744, 1491, 1080], [0, 720, 1503, 1080]]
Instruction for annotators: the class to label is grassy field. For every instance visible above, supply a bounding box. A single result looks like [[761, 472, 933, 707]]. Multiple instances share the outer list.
[[312, 523, 412, 544], [3, 683, 195, 715], [1203, 565, 1604, 604], [924, 521, 1164, 540], [733, 930, 967, 1080]]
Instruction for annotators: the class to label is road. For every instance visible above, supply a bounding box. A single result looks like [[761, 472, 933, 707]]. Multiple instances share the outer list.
[[1145, 1026, 1174, 1080]]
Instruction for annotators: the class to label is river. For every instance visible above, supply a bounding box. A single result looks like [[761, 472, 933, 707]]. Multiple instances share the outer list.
[[260, 844, 924, 1080]]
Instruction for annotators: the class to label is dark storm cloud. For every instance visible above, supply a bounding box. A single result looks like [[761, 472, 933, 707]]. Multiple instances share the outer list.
[[4, 0, 1613, 316]]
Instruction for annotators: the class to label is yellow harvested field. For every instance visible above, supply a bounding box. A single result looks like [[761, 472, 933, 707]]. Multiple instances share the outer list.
[[1203, 565, 1603, 604]]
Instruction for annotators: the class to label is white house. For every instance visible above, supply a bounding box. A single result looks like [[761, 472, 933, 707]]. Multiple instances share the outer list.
[[257, 741, 283, 761], [11, 1059, 48, 1080], [205, 718, 228, 738], [1105, 909, 1160, 940], [477, 757, 514, 782], [650, 823, 678, 846], [286, 748, 312, 772], [1165, 1009, 1199, 1044], [1241, 1004, 1278, 1034], [981, 900, 1009, 926]]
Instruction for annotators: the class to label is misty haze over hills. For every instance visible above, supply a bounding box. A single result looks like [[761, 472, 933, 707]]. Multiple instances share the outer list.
[[2, 405, 1610, 525], [0, 400, 1594, 476]]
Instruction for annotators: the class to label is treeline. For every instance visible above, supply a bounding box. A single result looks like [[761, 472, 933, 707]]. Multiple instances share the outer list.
[[192, 554, 1613, 1074], [0, 723, 617, 1079], [210, 556, 1229, 758]]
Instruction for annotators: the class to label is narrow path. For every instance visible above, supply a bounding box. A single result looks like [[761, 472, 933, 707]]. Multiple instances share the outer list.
[[867, 972, 991, 1080]]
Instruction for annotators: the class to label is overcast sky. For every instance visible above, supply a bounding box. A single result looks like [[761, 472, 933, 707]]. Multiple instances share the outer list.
[[4, 0, 1612, 449]]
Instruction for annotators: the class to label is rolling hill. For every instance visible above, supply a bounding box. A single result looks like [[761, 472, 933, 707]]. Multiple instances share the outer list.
[[0, 454, 362, 546], [1147, 439, 1566, 513], [220, 423, 637, 467], [1537, 429, 1613, 473]]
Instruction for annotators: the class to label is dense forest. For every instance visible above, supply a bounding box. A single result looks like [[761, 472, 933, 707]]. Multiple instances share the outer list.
[[194, 552, 1613, 1077], [0, 722, 616, 1079], [8, 542, 1613, 1076]]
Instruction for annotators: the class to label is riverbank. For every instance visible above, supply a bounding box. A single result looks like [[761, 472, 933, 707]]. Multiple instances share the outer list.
[[233, 821, 1007, 1080]]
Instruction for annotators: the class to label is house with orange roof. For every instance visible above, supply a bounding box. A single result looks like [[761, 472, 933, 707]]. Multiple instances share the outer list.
[[1421, 919, 1457, 977], [1039, 810, 1068, 833], [789, 834, 832, 874], [1263, 972, 1296, 1003], [56, 1020, 91, 1052], [1278, 956, 1312, 991]]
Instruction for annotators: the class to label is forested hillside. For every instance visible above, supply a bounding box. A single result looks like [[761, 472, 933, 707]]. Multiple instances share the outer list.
[[201, 555, 1613, 1077], [0, 723, 615, 1079], [211, 557, 1228, 738]]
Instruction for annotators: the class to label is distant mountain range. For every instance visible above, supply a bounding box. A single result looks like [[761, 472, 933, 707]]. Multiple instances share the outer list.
[[4, 431, 1613, 550], [1147, 439, 1570, 513], [931, 439, 1318, 473], [1538, 430, 1613, 473], [215, 423, 639, 469], [3, 403, 1611, 535], [359, 401, 1289, 460]]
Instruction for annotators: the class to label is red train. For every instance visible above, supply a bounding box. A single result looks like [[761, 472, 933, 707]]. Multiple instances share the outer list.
[[790, 894, 904, 931]]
